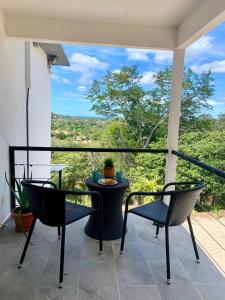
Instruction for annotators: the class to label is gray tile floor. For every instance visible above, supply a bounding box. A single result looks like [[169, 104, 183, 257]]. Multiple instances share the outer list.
[[0, 214, 225, 300]]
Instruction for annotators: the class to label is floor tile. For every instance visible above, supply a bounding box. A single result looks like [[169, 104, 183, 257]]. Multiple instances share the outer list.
[[78, 260, 119, 300], [119, 285, 161, 300], [149, 259, 192, 285], [157, 282, 202, 300], [0, 213, 225, 299], [113, 243, 154, 285], [37, 286, 77, 300], [196, 283, 225, 300]]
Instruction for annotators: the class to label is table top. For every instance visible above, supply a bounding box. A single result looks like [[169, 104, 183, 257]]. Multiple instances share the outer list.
[[86, 177, 129, 190], [50, 164, 67, 173]]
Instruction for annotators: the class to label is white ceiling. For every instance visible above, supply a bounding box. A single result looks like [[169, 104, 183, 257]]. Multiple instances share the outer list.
[[0, 0, 202, 27], [2, 0, 225, 50]]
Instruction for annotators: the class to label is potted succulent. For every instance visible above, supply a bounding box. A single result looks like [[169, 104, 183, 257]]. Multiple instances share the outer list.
[[103, 158, 115, 178], [5, 174, 33, 232]]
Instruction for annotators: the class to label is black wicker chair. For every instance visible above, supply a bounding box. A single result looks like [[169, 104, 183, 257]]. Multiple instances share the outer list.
[[120, 181, 205, 284], [18, 180, 103, 288]]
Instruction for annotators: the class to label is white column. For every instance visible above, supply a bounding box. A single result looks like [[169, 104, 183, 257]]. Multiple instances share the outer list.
[[165, 49, 185, 185]]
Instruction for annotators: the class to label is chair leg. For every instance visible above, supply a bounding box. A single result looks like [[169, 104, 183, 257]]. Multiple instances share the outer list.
[[155, 223, 160, 238], [165, 226, 171, 284], [59, 225, 66, 288], [99, 209, 103, 255], [187, 216, 200, 263], [120, 210, 129, 254], [18, 218, 36, 268], [57, 226, 61, 239]]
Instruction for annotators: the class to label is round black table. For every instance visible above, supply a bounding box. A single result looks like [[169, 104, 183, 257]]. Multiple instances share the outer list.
[[84, 177, 129, 240]]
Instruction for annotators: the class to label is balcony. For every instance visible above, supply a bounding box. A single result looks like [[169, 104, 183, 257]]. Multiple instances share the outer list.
[[1, 1, 225, 299], [0, 146, 224, 299], [0, 211, 225, 299]]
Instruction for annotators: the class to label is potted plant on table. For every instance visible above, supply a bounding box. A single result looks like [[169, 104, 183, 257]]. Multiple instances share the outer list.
[[5, 174, 33, 232], [103, 158, 115, 178]]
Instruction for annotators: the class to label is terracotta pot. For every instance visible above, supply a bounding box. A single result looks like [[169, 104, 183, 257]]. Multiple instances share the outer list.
[[12, 208, 33, 232], [104, 167, 115, 178]]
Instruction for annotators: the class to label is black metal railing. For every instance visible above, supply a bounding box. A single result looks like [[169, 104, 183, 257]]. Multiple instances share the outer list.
[[9, 146, 168, 209], [8, 145, 225, 273], [172, 150, 225, 179]]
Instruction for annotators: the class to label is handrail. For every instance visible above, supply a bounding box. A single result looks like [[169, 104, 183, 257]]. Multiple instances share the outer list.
[[9, 146, 168, 153], [172, 150, 225, 179], [9, 146, 168, 209], [9, 145, 225, 273]]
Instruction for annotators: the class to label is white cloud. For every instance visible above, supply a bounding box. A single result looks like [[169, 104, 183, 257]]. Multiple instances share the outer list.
[[150, 50, 173, 64], [208, 98, 225, 107], [62, 78, 71, 85], [63, 91, 78, 98], [207, 98, 225, 113], [126, 48, 150, 61], [112, 69, 121, 73], [125, 48, 172, 64], [51, 74, 72, 85], [51, 74, 61, 82], [70, 53, 108, 70], [126, 36, 213, 64], [63, 53, 108, 84], [186, 36, 214, 60], [77, 85, 86, 92], [191, 60, 225, 73], [208, 100, 216, 106], [140, 71, 155, 85]]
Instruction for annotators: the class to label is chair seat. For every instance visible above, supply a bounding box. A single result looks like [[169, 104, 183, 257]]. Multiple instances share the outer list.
[[65, 202, 96, 225], [129, 200, 168, 225]]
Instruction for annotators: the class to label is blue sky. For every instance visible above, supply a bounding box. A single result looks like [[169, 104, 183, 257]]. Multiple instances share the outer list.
[[51, 21, 225, 118]]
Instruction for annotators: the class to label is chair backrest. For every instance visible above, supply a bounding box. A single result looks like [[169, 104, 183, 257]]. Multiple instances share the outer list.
[[166, 183, 204, 226], [22, 180, 66, 226]]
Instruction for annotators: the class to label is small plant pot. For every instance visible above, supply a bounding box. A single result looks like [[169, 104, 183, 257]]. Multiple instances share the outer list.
[[12, 208, 33, 232], [104, 167, 115, 178]]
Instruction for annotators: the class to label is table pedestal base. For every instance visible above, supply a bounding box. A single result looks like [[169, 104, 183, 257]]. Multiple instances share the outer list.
[[84, 212, 123, 240], [85, 178, 129, 240]]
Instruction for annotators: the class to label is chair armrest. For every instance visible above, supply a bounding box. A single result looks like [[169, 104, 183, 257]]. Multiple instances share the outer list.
[[63, 189, 103, 208], [23, 179, 57, 189], [124, 191, 173, 212]]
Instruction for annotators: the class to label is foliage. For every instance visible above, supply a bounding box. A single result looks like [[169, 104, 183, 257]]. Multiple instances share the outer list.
[[87, 66, 167, 147], [51, 114, 225, 209], [51, 113, 108, 146], [212, 204, 223, 218], [87, 65, 215, 147], [51, 64, 225, 210], [176, 130, 225, 206], [104, 158, 114, 168], [150, 67, 214, 131], [5, 173, 30, 213]]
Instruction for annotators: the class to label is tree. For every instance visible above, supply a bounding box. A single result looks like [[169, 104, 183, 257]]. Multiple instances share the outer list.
[[149, 67, 215, 131], [215, 113, 225, 131], [87, 65, 215, 147], [87, 66, 166, 148]]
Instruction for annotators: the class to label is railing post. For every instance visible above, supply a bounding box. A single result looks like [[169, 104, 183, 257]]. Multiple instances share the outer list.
[[9, 147, 16, 210]]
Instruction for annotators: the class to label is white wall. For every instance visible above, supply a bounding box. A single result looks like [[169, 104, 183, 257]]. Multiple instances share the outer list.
[[29, 43, 51, 180], [6, 40, 51, 181], [0, 15, 51, 223], [0, 9, 10, 224]]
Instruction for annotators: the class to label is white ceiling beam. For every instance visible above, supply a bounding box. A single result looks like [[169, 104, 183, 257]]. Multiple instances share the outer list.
[[5, 13, 176, 50], [177, 0, 225, 49]]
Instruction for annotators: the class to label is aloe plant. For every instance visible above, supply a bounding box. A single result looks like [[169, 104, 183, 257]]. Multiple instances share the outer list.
[[5, 173, 30, 213]]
